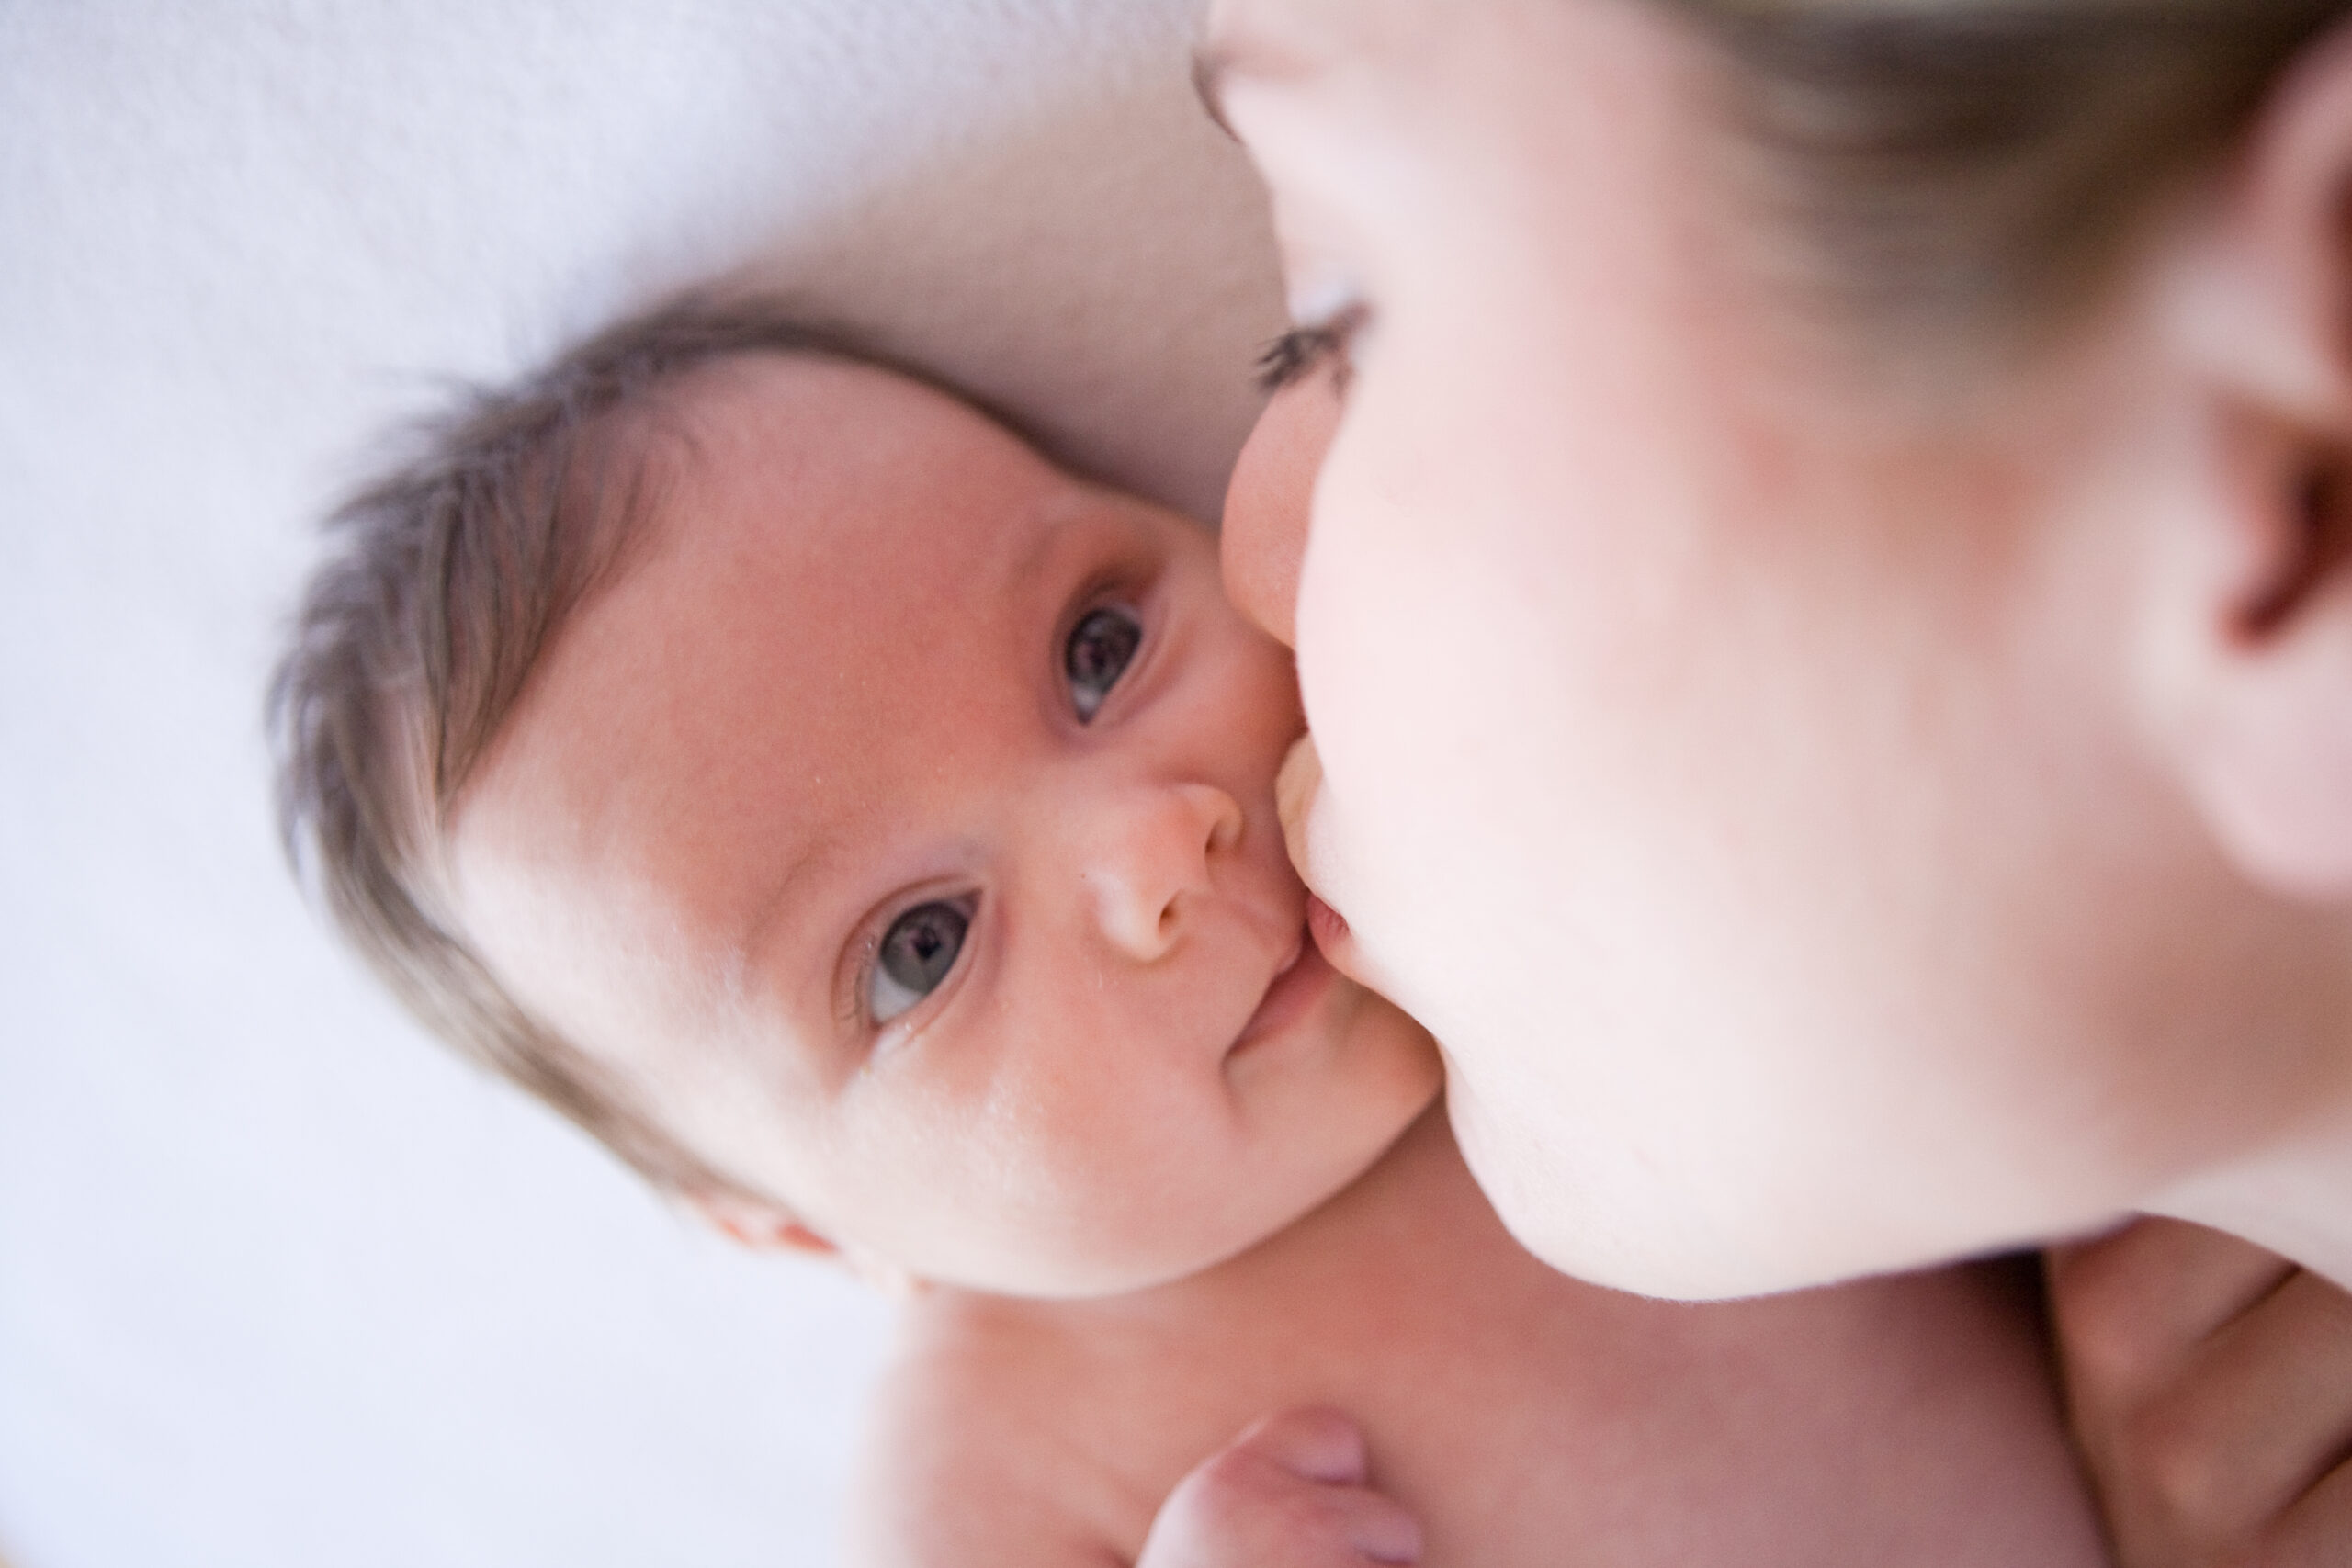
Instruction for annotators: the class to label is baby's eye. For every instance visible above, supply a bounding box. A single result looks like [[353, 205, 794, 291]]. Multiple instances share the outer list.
[[1065, 605, 1142, 722], [868, 898, 970, 1024]]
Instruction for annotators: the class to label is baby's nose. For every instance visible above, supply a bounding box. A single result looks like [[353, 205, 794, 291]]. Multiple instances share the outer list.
[[1083, 782, 1244, 963]]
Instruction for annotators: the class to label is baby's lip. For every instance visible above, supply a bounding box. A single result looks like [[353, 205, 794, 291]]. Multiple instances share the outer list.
[[1270, 921, 1305, 984], [1227, 914, 1336, 1061]]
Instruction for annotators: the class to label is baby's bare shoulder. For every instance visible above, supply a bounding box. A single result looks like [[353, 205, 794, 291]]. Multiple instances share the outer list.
[[844, 1294, 1133, 1568]]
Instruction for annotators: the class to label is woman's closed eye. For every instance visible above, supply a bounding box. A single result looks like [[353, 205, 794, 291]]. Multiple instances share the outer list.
[[867, 897, 972, 1024], [1066, 604, 1142, 721], [1253, 306, 1366, 394]]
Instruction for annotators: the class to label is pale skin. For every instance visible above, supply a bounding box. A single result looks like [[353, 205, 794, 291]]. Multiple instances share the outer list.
[[444, 356, 2109, 1567], [1201, 0, 2352, 1303], [1212, 341, 2352, 1568], [866, 1106, 2101, 1568], [1201, 0, 2352, 1556], [2048, 1217, 2352, 1568], [449, 354, 1442, 1302]]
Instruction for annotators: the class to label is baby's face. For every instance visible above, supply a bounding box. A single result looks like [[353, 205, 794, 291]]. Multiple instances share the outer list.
[[448, 355, 1441, 1296]]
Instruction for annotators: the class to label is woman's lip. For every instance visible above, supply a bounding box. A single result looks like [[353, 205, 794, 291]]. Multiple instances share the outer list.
[[1304, 892, 1351, 964], [1228, 918, 1338, 1059]]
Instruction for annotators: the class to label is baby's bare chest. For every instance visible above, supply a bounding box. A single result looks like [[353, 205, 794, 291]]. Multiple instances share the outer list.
[[967, 1260, 2100, 1568]]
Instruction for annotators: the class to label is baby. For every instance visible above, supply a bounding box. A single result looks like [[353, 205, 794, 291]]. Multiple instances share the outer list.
[[272, 296, 2105, 1565]]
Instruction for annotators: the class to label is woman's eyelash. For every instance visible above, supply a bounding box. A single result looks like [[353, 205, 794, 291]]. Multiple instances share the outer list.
[[1254, 310, 1363, 394]]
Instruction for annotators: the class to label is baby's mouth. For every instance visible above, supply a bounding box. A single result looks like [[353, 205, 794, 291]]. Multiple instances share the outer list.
[[1227, 915, 1337, 1061]]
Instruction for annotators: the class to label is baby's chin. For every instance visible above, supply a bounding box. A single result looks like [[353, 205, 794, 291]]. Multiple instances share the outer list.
[[1346, 982, 1444, 1089], [1057, 1033, 1443, 1300], [1225, 985, 1446, 1239], [1321, 941, 1446, 1122]]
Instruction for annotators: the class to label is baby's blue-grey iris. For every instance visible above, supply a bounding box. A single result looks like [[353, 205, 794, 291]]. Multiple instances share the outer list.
[[879, 902, 967, 1004], [1066, 606, 1141, 721]]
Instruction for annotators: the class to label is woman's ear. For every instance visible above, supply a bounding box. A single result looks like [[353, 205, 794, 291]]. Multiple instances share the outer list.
[[2143, 13, 2352, 900]]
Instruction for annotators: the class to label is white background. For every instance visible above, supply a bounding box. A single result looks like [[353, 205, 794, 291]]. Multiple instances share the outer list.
[[0, 4, 1282, 1562]]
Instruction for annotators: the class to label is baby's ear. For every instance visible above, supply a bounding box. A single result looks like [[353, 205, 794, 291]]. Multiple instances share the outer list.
[[678, 1187, 839, 1258], [2142, 13, 2352, 900], [676, 1188, 925, 1295]]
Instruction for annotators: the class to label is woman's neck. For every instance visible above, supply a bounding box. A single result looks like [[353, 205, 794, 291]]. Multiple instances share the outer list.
[[2150, 1086, 2352, 1291]]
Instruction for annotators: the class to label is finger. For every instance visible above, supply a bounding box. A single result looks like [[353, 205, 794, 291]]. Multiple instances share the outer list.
[[2249, 1445, 2352, 1568], [1143, 1412, 1424, 1568], [1225, 1410, 1420, 1562], [1230, 1406, 1371, 1487], [1325, 1483, 1425, 1564], [1145, 1472, 1423, 1568], [2124, 1269, 2352, 1551], [2049, 1218, 2296, 1399]]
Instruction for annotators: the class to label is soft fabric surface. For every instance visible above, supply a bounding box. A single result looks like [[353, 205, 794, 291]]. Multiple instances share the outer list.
[[0, 4, 1283, 1563]]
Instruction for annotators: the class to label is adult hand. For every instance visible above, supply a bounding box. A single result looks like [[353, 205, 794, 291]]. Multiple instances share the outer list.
[[1136, 1408, 1422, 1568], [2048, 1217, 2352, 1567]]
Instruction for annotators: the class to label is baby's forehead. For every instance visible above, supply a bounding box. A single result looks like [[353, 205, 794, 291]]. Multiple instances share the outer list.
[[449, 355, 1099, 1010], [654, 352, 1063, 537], [635, 350, 1103, 641]]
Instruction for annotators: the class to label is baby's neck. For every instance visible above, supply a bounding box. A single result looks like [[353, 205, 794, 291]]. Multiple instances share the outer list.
[[1125, 1098, 1479, 1309], [866, 1098, 2109, 1568]]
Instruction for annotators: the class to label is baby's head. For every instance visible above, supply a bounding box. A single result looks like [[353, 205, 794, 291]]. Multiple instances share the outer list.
[[273, 297, 1440, 1298]]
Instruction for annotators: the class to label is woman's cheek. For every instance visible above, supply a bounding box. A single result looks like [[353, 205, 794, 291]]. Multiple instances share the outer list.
[[1221, 481, 1305, 649], [1220, 371, 1340, 650]]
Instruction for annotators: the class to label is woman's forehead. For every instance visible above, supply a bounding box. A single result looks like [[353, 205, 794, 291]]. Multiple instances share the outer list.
[[1203, 0, 1441, 91]]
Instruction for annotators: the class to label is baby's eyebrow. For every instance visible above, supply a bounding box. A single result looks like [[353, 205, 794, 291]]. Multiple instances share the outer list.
[[1005, 492, 1121, 593], [733, 830, 842, 980]]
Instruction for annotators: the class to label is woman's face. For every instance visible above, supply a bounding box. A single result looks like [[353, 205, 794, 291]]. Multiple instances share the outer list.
[[1209, 0, 2320, 1297]]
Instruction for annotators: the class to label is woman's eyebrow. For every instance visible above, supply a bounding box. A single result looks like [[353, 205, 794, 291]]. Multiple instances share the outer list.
[[1191, 30, 1317, 140], [1191, 46, 1241, 141]]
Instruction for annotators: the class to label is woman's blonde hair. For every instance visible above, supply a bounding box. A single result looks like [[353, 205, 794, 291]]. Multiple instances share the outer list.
[[1671, 0, 2349, 346]]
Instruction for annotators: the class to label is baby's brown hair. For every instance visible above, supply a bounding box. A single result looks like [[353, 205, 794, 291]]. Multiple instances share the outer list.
[[270, 294, 1012, 1193]]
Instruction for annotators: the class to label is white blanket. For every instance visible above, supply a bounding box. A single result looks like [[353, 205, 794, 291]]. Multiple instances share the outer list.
[[0, 3, 1281, 1562]]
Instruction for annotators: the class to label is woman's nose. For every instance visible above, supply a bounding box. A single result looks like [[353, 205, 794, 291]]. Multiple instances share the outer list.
[[1221, 362, 1343, 649], [1082, 782, 1245, 962]]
